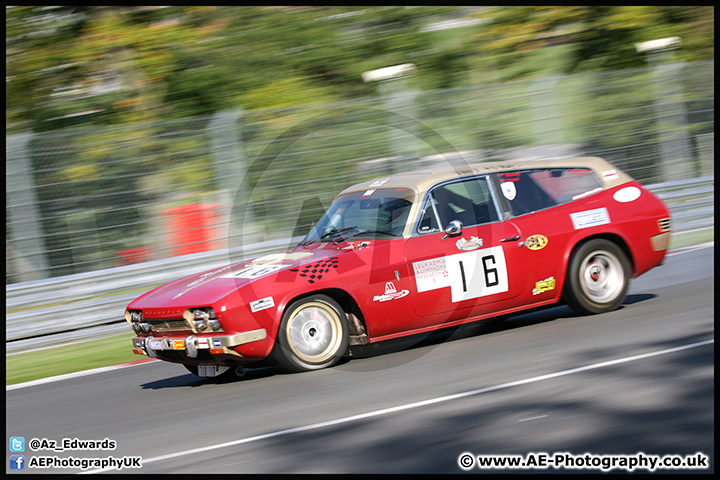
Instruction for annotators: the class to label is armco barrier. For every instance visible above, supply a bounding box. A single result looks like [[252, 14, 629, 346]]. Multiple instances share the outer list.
[[6, 176, 713, 353]]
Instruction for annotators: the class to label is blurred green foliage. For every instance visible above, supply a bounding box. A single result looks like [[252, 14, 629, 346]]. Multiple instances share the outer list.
[[5, 6, 715, 279], [7, 6, 713, 131]]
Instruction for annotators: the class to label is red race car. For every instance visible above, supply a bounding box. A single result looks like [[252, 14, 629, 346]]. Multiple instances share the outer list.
[[126, 157, 671, 377]]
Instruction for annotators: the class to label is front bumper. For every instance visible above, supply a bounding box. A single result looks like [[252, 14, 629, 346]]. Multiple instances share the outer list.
[[133, 329, 267, 359]]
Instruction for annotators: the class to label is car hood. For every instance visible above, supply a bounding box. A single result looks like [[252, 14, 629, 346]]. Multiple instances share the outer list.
[[128, 246, 346, 309]]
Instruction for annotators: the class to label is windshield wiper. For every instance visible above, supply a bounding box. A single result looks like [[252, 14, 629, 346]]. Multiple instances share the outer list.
[[333, 229, 397, 245], [300, 226, 358, 248], [322, 226, 357, 239]]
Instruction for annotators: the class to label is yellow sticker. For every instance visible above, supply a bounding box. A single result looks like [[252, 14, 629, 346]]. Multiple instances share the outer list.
[[173, 340, 185, 350], [533, 277, 556, 295], [525, 234, 548, 250]]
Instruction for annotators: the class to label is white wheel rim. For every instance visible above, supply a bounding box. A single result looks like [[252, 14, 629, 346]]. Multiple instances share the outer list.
[[286, 302, 342, 363], [579, 250, 625, 304]]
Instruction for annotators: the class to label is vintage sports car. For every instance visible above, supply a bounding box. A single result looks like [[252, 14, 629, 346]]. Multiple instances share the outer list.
[[126, 157, 671, 377]]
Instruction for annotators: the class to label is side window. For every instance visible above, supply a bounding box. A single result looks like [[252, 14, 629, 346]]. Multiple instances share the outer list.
[[531, 168, 604, 204], [427, 176, 499, 229], [497, 168, 604, 217], [418, 195, 440, 233]]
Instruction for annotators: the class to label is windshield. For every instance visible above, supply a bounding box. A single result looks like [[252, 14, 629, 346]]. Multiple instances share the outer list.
[[300, 188, 415, 245]]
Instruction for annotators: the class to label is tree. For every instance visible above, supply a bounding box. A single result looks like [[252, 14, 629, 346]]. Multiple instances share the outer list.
[[471, 6, 714, 79]]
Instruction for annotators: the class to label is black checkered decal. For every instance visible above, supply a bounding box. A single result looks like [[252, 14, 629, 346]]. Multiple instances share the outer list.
[[291, 257, 339, 284]]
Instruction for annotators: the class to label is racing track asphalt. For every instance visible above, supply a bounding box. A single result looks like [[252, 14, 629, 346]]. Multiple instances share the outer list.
[[5, 244, 714, 474]]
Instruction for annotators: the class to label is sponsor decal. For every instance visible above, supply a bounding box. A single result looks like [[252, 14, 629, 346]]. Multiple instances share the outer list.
[[413, 247, 510, 303], [373, 282, 410, 302], [499, 172, 520, 182], [523, 234, 549, 251], [174, 262, 282, 299], [456, 236, 483, 251], [173, 340, 185, 350], [613, 186, 641, 203], [369, 178, 389, 187], [149, 340, 164, 350], [413, 257, 451, 292], [290, 256, 340, 284], [185, 265, 233, 288], [362, 189, 376, 197], [572, 187, 603, 200], [197, 338, 210, 349], [570, 207, 611, 230], [343, 241, 371, 251], [533, 276, 556, 295], [501, 181, 517, 201], [602, 169, 619, 181], [250, 296, 275, 313], [213, 340, 222, 348], [225, 264, 285, 279], [250, 252, 313, 266]]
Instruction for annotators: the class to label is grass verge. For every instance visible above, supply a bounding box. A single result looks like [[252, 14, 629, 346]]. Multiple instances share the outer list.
[[6, 333, 139, 386]]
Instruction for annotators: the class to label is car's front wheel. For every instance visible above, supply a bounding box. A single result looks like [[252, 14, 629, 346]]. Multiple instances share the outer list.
[[564, 239, 631, 315], [274, 295, 348, 372]]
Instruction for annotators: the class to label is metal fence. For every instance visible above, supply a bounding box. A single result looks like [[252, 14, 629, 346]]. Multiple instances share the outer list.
[[6, 61, 714, 284]]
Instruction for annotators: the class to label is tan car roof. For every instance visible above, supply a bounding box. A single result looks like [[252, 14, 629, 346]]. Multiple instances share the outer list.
[[339, 156, 633, 196], [337, 156, 634, 238]]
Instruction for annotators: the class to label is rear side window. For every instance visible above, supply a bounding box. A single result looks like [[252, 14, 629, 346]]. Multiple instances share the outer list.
[[497, 168, 603, 217]]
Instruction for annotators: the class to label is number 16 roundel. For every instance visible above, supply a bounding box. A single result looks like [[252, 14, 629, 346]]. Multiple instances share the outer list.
[[446, 246, 508, 303]]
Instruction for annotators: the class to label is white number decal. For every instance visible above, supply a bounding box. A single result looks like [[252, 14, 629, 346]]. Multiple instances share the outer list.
[[446, 246, 508, 303]]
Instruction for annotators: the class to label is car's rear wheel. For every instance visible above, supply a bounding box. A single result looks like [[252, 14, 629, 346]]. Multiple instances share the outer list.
[[274, 295, 348, 372], [564, 239, 631, 315]]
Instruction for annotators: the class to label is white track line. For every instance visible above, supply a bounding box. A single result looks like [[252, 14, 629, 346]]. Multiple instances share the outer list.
[[6, 359, 155, 391], [81, 339, 713, 474]]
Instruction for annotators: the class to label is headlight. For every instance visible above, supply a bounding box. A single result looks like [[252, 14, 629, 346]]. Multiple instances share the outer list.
[[186, 307, 223, 333], [129, 310, 145, 333], [193, 309, 212, 331]]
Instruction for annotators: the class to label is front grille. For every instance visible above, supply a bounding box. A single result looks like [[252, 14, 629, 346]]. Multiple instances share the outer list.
[[658, 217, 671, 232], [148, 318, 191, 332]]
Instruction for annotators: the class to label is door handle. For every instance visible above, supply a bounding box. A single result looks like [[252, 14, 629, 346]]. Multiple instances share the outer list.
[[500, 235, 521, 242]]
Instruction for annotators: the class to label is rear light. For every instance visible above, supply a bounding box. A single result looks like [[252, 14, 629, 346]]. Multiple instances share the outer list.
[[651, 232, 670, 251], [658, 217, 671, 232]]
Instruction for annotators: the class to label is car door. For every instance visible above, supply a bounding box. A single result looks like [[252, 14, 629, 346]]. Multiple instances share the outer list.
[[405, 175, 528, 321], [492, 167, 608, 305]]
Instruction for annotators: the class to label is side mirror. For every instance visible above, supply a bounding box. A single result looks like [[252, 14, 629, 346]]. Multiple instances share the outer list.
[[442, 219, 463, 239]]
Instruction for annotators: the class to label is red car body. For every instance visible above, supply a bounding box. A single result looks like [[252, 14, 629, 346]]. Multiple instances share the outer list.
[[126, 157, 670, 376]]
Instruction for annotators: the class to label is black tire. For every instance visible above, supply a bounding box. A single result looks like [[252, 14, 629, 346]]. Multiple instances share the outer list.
[[274, 295, 349, 372], [564, 239, 631, 315]]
